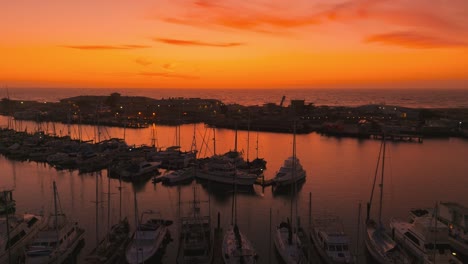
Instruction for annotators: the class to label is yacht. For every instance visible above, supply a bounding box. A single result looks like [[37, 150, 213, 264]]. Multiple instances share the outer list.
[[119, 161, 161, 181], [390, 215, 462, 264], [310, 217, 353, 263], [196, 156, 258, 186], [125, 212, 170, 264], [272, 156, 306, 187], [25, 182, 85, 264], [0, 213, 46, 263]]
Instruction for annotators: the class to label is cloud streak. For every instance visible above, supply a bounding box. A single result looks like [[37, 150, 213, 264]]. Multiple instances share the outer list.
[[62, 45, 151, 50], [139, 71, 198, 79], [154, 38, 244, 47], [135, 57, 153, 66], [366, 31, 468, 48]]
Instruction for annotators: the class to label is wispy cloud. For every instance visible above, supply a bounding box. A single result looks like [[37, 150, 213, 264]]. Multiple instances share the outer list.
[[154, 38, 244, 47], [139, 71, 198, 79], [135, 57, 152, 66], [366, 31, 468, 48], [62, 45, 151, 50]]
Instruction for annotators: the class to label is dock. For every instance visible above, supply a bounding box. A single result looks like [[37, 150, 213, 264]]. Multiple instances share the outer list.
[[370, 133, 423, 143]]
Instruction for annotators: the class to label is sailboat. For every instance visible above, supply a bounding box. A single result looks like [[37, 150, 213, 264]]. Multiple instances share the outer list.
[[25, 181, 85, 264], [85, 175, 130, 264], [177, 186, 213, 264], [364, 139, 411, 264], [274, 123, 307, 264], [222, 163, 258, 263]]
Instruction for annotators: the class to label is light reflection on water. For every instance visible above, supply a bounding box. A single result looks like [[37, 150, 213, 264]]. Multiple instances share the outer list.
[[1, 118, 468, 263]]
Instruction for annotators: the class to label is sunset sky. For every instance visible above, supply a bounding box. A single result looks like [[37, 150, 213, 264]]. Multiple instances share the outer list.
[[1, 0, 467, 89]]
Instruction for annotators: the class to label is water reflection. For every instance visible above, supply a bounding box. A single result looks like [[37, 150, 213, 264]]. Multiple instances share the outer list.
[[1, 117, 468, 263]]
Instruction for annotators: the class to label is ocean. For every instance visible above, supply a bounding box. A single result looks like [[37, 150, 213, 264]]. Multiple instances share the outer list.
[[5, 87, 468, 108]]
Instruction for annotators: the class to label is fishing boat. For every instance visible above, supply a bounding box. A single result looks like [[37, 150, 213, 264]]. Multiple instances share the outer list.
[[177, 186, 213, 264], [390, 212, 462, 263], [309, 216, 353, 263], [274, 123, 307, 264], [25, 181, 85, 264], [0, 213, 46, 263], [365, 139, 411, 264]]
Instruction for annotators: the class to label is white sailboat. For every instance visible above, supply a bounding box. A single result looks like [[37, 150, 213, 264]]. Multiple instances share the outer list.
[[364, 140, 411, 264], [25, 181, 85, 264], [222, 162, 258, 264], [274, 123, 307, 264], [85, 175, 129, 264]]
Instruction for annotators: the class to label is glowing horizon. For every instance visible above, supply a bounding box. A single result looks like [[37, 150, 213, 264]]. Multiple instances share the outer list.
[[1, 0, 467, 89]]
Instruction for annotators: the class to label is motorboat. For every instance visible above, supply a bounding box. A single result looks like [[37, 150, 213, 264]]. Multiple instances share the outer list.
[[274, 220, 307, 264], [119, 161, 161, 181], [25, 182, 85, 264], [410, 202, 468, 256], [162, 167, 195, 185], [272, 156, 306, 187], [310, 217, 353, 263], [0, 213, 46, 263], [125, 212, 171, 264], [390, 215, 462, 263], [196, 156, 258, 186]]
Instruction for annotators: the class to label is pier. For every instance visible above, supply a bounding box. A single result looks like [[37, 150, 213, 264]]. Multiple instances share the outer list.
[[370, 133, 423, 143]]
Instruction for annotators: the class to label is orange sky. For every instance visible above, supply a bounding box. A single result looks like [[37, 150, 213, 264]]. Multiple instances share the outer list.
[[1, 0, 468, 89]]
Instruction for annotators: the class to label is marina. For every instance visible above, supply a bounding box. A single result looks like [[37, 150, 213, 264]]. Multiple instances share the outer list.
[[1, 114, 467, 263]]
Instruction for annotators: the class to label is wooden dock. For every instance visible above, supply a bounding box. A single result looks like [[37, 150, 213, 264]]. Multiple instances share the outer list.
[[370, 133, 423, 143]]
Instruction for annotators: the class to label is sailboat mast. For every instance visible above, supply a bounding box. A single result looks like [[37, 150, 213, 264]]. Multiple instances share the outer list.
[[95, 175, 99, 247], [4, 191, 12, 264], [53, 181, 59, 240], [290, 122, 297, 235], [378, 139, 386, 225], [213, 127, 216, 155], [247, 120, 250, 162], [107, 175, 111, 233], [234, 122, 238, 152]]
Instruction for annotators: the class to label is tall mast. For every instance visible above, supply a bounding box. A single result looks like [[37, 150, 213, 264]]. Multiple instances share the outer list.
[[53, 181, 59, 241], [107, 175, 111, 234], [247, 119, 250, 162], [95, 174, 99, 247], [4, 191, 12, 264], [213, 127, 216, 155], [378, 139, 386, 225]]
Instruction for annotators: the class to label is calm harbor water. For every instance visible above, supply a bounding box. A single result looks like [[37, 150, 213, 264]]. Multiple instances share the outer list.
[[1, 114, 468, 263]]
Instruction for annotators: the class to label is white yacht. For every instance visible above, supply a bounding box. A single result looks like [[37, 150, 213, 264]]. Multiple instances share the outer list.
[[310, 217, 353, 263], [25, 182, 85, 264], [196, 156, 258, 186], [434, 202, 468, 256], [0, 213, 46, 263], [390, 215, 462, 264], [125, 213, 169, 264], [119, 161, 161, 181], [272, 156, 306, 187]]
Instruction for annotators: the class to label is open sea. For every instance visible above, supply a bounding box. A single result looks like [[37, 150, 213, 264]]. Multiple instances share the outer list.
[[1, 88, 468, 263], [5, 87, 468, 108]]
